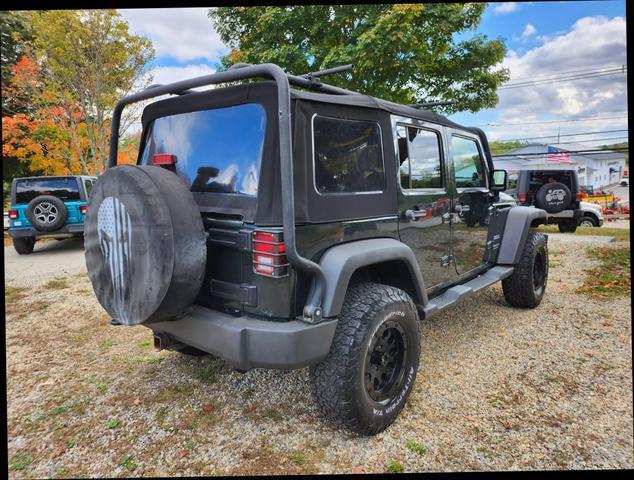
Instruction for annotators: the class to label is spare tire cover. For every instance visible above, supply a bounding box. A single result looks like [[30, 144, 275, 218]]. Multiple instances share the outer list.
[[534, 182, 571, 213], [84, 165, 206, 325]]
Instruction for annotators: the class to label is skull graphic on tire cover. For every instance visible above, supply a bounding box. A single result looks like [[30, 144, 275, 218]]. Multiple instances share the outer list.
[[97, 196, 133, 324]]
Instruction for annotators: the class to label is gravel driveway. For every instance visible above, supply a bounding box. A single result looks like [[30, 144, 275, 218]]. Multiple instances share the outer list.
[[5, 232, 632, 476]]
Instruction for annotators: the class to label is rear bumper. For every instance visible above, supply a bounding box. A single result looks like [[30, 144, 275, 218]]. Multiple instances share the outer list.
[[547, 209, 583, 221], [148, 305, 338, 371], [8, 223, 84, 238]]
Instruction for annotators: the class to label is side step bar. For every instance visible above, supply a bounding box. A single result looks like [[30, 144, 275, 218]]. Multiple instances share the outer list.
[[420, 266, 514, 319]]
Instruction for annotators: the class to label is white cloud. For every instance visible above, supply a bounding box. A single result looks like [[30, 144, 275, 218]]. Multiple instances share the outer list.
[[492, 2, 520, 15], [471, 16, 628, 145], [150, 64, 217, 87], [119, 8, 227, 62], [522, 24, 536, 38]]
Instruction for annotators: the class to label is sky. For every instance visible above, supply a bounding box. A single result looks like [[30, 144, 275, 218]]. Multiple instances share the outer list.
[[118, 1, 628, 146]]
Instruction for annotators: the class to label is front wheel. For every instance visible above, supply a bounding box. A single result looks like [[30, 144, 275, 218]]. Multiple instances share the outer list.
[[13, 236, 36, 255], [578, 216, 597, 228], [310, 282, 421, 436], [502, 231, 548, 308]]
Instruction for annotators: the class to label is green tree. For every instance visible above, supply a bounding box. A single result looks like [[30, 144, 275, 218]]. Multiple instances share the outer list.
[[0, 11, 35, 89], [32, 10, 154, 172], [209, 4, 509, 112]]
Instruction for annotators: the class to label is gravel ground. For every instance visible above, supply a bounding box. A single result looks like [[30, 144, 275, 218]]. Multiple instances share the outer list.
[[5, 232, 632, 477]]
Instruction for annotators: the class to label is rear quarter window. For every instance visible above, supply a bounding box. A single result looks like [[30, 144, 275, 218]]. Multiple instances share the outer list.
[[15, 178, 80, 204], [313, 116, 385, 194]]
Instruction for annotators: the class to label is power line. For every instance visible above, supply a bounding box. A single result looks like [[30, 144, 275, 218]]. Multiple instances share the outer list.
[[492, 147, 629, 158], [499, 69, 627, 90], [507, 64, 627, 83], [493, 129, 629, 143], [476, 114, 629, 127], [500, 67, 627, 87]]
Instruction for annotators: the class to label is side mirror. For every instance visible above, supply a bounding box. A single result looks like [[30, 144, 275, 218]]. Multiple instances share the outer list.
[[490, 169, 508, 191]]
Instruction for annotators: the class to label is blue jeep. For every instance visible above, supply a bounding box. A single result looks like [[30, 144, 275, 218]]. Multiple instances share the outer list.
[[7, 175, 96, 254]]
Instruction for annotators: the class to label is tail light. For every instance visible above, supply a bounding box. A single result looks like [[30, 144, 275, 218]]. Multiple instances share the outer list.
[[575, 193, 582, 202], [518, 192, 527, 203], [80, 205, 87, 215], [252, 230, 288, 277], [9, 209, 18, 219], [153, 154, 176, 165]]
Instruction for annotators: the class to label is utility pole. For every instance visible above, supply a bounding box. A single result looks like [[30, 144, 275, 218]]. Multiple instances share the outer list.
[[557, 125, 560, 144]]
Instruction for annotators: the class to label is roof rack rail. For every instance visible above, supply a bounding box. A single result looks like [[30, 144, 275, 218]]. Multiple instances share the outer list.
[[228, 62, 357, 95], [144, 83, 196, 96], [410, 100, 456, 109]]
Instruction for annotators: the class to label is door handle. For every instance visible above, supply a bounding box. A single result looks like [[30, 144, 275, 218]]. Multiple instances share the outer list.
[[405, 209, 426, 221]]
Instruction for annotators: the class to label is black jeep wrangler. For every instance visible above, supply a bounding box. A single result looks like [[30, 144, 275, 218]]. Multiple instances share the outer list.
[[85, 63, 549, 435], [507, 167, 583, 233]]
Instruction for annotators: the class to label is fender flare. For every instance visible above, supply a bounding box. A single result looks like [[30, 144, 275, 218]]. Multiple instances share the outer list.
[[496, 206, 548, 265], [319, 238, 427, 318]]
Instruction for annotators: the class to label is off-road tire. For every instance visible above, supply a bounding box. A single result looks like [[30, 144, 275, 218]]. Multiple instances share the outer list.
[[25, 195, 68, 232], [502, 231, 548, 308], [557, 220, 577, 233], [13, 236, 35, 255], [310, 282, 421, 436]]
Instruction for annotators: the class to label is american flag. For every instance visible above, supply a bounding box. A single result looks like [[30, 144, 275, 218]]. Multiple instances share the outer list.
[[546, 146, 572, 163]]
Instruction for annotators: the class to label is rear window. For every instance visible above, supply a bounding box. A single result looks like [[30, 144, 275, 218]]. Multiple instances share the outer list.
[[527, 171, 575, 192], [313, 116, 385, 194], [140, 103, 266, 196], [15, 178, 80, 204]]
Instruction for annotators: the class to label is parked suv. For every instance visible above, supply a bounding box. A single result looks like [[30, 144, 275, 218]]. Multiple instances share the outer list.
[[507, 167, 583, 232], [7, 175, 96, 254], [84, 64, 549, 435]]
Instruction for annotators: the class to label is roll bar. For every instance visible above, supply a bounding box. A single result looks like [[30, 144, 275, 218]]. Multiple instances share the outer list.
[[108, 63, 352, 323]]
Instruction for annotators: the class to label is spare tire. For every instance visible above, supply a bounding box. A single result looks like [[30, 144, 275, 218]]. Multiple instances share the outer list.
[[84, 165, 206, 326], [26, 195, 68, 232], [534, 182, 571, 213]]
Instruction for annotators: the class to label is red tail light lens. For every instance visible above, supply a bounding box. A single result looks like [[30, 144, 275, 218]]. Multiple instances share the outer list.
[[80, 205, 87, 215], [253, 230, 288, 277], [518, 192, 527, 203], [9, 209, 18, 219], [575, 193, 582, 202], [153, 154, 177, 165]]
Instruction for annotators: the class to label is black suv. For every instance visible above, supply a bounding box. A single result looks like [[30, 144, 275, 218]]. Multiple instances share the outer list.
[[507, 167, 583, 233], [84, 63, 549, 435]]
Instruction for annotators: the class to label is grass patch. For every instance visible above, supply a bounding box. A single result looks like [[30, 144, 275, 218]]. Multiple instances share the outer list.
[[5, 286, 28, 299], [10, 451, 34, 471], [45, 277, 69, 290], [406, 439, 428, 456], [118, 455, 137, 472], [534, 225, 630, 242], [289, 451, 305, 465], [477, 446, 495, 458], [194, 360, 225, 384], [107, 418, 120, 429], [155, 406, 169, 424], [578, 246, 630, 298], [139, 339, 152, 348], [387, 460, 404, 473], [100, 339, 115, 349]]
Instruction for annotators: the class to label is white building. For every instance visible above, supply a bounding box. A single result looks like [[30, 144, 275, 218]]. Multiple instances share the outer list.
[[493, 143, 627, 189]]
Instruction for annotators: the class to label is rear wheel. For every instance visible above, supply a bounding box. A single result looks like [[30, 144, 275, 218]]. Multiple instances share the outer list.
[[311, 282, 421, 436], [502, 231, 548, 308], [13, 236, 36, 255], [557, 220, 577, 233]]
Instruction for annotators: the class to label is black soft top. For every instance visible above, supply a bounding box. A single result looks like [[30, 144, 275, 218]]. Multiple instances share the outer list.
[[289, 88, 468, 131]]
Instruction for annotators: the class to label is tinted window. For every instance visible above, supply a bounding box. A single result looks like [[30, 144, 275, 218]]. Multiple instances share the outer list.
[[15, 178, 80, 204], [397, 125, 443, 189], [451, 136, 485, 188], [140, 103, 266, 196], [313, 116, 384, 194], [84, 179, 94, 197]]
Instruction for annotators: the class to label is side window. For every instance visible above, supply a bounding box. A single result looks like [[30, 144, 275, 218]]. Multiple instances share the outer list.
[[84, 179, 94, 197], [451, 136, 485, 188], [313, 116, 385, 194], [397, 125, 443, 190]]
